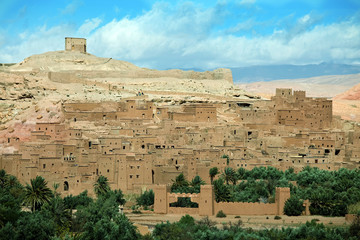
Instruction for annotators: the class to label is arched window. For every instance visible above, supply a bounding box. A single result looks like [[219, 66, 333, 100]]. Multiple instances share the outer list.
[[64, 181, 69, 191]]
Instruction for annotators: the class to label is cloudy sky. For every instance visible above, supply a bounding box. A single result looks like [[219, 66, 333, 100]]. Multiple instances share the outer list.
[[0, 0, 359, 70]]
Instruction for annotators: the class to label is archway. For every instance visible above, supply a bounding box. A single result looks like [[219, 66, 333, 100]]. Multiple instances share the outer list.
[[64, 181, 69, 191]]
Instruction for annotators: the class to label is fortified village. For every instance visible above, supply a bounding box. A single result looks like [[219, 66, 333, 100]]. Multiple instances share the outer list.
[[0, 38, 360, 215]]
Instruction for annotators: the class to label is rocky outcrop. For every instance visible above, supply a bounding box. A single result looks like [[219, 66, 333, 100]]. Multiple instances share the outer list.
[[334, 83, 360, 100], [10, 51, 233, 83]]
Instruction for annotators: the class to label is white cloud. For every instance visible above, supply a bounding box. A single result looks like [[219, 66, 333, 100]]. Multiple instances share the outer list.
[[0, 3, 359, 70], [61, 0, 83, 15], [87, 5, 360, 69], [78, 18, 102, 35], [0, 24, 75, 63]]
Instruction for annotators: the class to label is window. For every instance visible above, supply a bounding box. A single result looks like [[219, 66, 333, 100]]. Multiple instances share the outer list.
[[64, 181, 69, 191]]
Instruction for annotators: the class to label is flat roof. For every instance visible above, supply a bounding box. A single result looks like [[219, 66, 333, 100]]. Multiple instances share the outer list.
[[65, 37, 86, 40]]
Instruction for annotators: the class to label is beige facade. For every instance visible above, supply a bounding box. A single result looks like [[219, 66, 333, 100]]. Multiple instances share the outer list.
[[154, 185, 292, 216], [65, 37, 86, 53], [1, 89, 359, 198]]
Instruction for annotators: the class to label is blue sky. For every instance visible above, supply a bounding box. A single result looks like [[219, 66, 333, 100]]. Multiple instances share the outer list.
[[0, 0, 359, 69]]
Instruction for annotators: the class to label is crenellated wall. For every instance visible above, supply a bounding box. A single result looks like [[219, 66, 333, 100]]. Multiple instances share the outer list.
[[154, 185, 291, 216]]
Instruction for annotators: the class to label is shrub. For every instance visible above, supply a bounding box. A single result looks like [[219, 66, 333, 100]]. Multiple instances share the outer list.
[[274, 215, 281, 220], [197, 216, 216, 227], [349, 215, 360, 238], [132, 210, 142, 214], [284, 196, 305, 216], [348, 202, 360, 214], [179, 214, 195, 226], [216, 210, 227, 218], [136, 189, 154, 207], [235, 216, 241, 219]]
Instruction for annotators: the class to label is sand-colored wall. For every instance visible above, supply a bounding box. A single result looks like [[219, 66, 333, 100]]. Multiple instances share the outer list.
[[214, 202, 277, 215], [65, 38, 86, 53], [154, 185, 290, 216], [168, 207, 199, 214]]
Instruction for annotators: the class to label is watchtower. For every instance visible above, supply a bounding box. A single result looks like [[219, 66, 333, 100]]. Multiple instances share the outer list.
[[65, 37, 86, 53]]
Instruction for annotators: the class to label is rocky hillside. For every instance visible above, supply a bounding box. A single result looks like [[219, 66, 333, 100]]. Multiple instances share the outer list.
[[334, 83, 360, 100], [237, 74, 360, 98], [0, 51, 251, 149]]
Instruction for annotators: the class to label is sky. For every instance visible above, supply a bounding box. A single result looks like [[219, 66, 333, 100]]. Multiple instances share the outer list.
[[0, 0, 359, 70]]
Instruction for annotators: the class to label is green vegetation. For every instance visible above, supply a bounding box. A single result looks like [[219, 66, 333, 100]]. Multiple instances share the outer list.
[[208, 166, 360, 217], [0, 170, 138, 239], [170, 174, 205, 208], [24, 176, 53, 212], [348, 202, 360, 215], [170, 166, 360, 216], [136, 189, 154, 208], [216, 210, 227, 218], [1, 169, 360, 239], [152, 216, 359, 240], [284, 196, 305, 216], [209, 167, 218, 184]]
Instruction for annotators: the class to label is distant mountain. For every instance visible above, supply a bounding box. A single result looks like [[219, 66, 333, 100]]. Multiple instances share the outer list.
[[230, 63, 360, 83]]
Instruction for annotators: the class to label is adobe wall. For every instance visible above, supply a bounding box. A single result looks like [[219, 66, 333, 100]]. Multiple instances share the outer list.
[[48, 72, 83, 84], [214, 202, 277, 215], [168, 207, 199, 214], [154, 185, 291, 216], [65, 37, 86, 53]]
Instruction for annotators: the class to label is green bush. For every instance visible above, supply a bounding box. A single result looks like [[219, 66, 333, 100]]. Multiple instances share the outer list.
[[274, 215, 281, 220], [216, 210, 227, 218], [284, 196, 305, 216], [63, 190, 93, 210], [349, 215, 360, 238], [136, 189, 154, 207], [348, 202, 360, 214]]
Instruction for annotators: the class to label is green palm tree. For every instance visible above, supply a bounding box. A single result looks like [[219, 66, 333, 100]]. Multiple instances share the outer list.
[[0, 169, 9, 188], [222, 167, 237, 185], [42, 197, 72, 236], [24, 176, 53, 212], [237, 168, 247, 180], [171, 173, 189, 192], [190, 176, 205, 187], [94, 175, 110, 197], [213, 178, 231, 202], [209, 167, 219, 184]]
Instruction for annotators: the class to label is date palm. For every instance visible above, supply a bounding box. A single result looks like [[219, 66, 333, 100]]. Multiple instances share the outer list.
[[0, 169, 9, 188], [209, 167, 219, 184], [24, 176, 53, 212], [94, 175, 110, 197], [222, 167, 237, 185]]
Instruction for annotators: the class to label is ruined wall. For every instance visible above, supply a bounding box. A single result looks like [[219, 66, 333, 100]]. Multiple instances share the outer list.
[[65, 37, 86, 53]]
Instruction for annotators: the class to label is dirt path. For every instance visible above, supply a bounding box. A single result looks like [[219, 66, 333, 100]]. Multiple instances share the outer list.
[[126, 211, 348, 232]]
